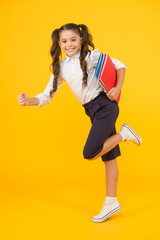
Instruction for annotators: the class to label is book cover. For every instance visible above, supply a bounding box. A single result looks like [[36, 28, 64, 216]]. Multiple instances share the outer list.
[[95, 53, 121, 104]]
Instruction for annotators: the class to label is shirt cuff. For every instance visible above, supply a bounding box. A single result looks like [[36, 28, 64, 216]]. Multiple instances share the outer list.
[[34, 96, 42, 107], [117, 65, 127, 71]]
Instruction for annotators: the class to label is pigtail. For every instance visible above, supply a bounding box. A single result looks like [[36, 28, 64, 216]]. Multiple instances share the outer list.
[[49, 28, 62, 98], [78, 24, 95, 88]]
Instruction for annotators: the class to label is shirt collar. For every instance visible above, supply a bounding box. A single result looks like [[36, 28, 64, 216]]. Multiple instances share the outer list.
[[65, 49, 81, 62]]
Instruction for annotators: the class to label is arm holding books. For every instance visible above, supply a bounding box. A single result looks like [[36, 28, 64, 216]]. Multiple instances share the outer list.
[[94, 51, 127, 103], [107, 68, 126, 101]]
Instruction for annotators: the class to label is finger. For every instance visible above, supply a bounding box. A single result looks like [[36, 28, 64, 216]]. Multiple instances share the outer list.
[[111, 97, 116, 100], [107, 90, 113, 96], [107, 95, 112, 100], [108, 93, 113, 98], [19, 92, 25, 98], [108, 94, 115, 99], [110, 97, 115, 101], [19, 101, 27, 106], [18, 102, 24, 105], [18, 97, 23, 101], [18, 95, 23, 100], [18, 100, 25, 104]]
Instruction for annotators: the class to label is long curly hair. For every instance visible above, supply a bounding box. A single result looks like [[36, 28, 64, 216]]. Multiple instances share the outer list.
[[49, 23, 95, 97]]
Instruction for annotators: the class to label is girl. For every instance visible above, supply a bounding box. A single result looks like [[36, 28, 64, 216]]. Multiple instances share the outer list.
[[17, 23, 142, 223]]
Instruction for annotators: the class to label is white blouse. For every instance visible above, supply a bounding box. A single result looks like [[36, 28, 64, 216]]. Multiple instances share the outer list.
[[34, 49, 127, 107]]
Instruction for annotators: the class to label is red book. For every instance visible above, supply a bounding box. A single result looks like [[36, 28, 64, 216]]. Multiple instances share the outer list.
[[95, 53, 121, 104]]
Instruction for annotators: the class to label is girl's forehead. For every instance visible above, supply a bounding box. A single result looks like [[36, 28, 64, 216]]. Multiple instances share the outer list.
[[59, 30, 79, 39]]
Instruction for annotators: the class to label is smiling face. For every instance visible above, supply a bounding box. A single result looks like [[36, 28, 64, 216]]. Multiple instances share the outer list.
[[59, 30, 82, 57]]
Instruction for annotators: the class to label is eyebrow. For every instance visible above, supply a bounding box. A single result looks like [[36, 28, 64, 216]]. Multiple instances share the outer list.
[[60, 36, 77, 40]]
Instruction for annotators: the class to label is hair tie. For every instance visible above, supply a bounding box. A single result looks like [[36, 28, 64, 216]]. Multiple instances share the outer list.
[[78, 24, 82, 31]]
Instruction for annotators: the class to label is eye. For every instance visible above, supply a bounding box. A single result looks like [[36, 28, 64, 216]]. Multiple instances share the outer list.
[[62, 41, 66, 43], [72, 39, 76, 41]]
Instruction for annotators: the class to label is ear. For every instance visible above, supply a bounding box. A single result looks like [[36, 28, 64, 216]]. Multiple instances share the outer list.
[[80, 37, 83, 43]]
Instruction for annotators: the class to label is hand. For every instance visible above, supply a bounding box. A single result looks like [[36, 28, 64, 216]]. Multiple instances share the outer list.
[[17, 92, 30, 106], [106, 87, 120, 101]]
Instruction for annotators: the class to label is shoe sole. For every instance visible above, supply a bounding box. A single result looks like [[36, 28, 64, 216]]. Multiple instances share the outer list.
[[123, 124, 142, 146], [92, 205, 122, 223]]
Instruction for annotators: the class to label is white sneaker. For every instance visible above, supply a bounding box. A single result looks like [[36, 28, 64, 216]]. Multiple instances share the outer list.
[[92, 200, 122, 223], [120, 124, 142, 146]]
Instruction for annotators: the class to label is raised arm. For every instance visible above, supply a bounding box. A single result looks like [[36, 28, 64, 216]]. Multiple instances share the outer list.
[[17, 74, 63, 107]]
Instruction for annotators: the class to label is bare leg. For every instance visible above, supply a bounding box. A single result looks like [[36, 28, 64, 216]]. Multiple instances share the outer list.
[[90, 133, 122, 160], [104, 159, 118, 197]]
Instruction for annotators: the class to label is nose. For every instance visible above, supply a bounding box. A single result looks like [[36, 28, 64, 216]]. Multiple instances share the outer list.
[[67, 41, 72, 47]]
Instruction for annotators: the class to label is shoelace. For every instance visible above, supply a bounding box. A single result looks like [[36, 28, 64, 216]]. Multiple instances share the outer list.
[[98, 202, 112, 216]]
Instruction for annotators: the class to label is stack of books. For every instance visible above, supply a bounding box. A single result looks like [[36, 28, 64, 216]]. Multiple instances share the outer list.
[[94, 53, 121, 104]]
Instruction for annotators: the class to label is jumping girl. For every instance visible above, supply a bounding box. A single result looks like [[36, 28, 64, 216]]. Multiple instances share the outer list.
[[17, 23, 142, 223]]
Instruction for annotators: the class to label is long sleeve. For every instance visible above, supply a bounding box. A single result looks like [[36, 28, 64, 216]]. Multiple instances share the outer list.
[[110, 57, 127, 70], [34, 73, 63, 107], [87, 49, 127, 71]]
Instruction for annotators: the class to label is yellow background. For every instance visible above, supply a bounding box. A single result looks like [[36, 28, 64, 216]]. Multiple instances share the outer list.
[[0, 0, 160, 239]]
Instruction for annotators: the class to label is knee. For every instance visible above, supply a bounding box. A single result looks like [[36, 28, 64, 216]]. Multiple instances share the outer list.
[[83, 146, 99, 160], [83, 148, 95, 160], [83, 150, 93, 160]]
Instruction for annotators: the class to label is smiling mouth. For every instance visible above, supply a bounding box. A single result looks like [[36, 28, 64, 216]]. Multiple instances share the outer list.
[[67, 48, 75, 52]]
